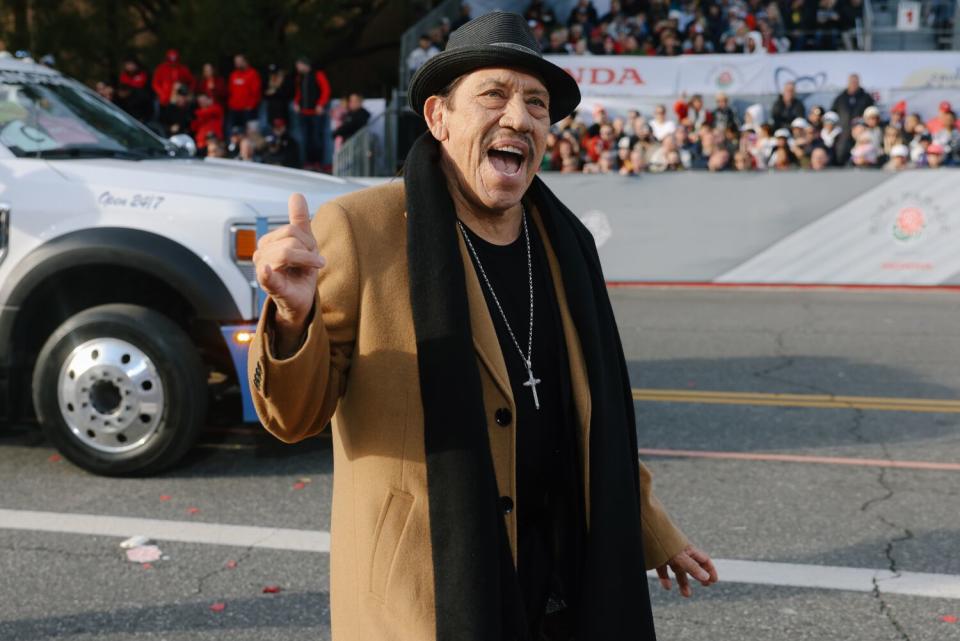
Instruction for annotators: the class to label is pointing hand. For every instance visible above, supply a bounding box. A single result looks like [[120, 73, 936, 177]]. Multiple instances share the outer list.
[[253, 193, 325, 340]]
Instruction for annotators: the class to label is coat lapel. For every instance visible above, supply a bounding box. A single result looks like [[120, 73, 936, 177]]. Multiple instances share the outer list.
[[530, 206, 593, 524], [458, 231, 514, 405]]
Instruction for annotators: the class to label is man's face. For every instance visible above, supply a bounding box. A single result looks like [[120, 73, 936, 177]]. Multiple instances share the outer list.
[[348, 94, 363, 110], [600, 125, 614, 141], [429, 67, 550, 213], [848, 74, 860, 93], [928, 152, 943, 168], [235, 55, 247, 70], [296, 61, 310, 74], [654, 106, 666, 120], [783, 82, 795, 100]]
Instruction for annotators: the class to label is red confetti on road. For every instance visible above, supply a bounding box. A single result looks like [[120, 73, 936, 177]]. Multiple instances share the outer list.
[[48, 454, 62, 462], [209, 602, 226, 613], [141, 563, 153, 570], [292, 482, 306, 490], [159, 495, 172, 501], [225, 560, 238, 569], [942, 615, 958, 623], [262, 585, 282, 593], [186, 507, 200, 515]]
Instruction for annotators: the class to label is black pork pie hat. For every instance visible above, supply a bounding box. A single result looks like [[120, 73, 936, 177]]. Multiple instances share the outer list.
[[409, 11, 581, 123]]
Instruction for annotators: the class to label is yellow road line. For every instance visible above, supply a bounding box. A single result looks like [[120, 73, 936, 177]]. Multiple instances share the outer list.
[[632, 389, 960, 413]]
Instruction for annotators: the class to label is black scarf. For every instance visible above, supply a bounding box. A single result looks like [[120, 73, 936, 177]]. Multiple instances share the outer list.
[[405, 132, 656, 641]]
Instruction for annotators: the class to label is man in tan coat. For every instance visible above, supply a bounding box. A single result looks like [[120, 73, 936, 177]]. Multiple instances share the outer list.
[[248, 11, 716, 641]]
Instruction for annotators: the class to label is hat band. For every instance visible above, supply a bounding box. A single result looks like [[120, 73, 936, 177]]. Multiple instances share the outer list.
[[446, 41, 544, 59]]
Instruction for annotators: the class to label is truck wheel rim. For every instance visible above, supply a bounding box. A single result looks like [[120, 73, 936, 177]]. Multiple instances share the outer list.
[[57, 338, 166, 454]]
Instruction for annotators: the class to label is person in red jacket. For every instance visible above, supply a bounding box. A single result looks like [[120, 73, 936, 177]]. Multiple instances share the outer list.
[[227, 53, 262, 134], [192, 93, 224, 152], [293, 56, 331, 169], [197, 62, 227, 107], [152, 49, 194, 107]]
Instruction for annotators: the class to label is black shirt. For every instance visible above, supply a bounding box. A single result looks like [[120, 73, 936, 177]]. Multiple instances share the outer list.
[[460, 213, 584, 635]]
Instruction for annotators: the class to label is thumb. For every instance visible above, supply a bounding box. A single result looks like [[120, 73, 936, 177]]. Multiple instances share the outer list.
[[288, 192, 311, 232]]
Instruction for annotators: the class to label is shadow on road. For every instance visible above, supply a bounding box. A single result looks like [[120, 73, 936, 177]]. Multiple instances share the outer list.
[[0, 591, 330, 640]]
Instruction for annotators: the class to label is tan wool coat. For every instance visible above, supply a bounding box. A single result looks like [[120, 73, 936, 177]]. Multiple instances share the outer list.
[[247, 181, 688, 641]]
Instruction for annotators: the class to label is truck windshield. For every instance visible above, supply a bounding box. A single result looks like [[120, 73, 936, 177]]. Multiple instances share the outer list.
[[0, 69, 174, 159]]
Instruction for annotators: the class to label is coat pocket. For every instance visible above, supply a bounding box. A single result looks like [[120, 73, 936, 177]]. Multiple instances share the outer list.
[[368, 488, 415, 601]]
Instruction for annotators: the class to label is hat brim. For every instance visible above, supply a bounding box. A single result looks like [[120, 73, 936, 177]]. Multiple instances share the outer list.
[[409, 44, 581, 123]]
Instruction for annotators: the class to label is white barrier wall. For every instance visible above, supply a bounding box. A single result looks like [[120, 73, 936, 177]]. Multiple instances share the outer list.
[[546, 52, 960, 98], [539, 169, 960, 286], [546, 52, 960, 121]]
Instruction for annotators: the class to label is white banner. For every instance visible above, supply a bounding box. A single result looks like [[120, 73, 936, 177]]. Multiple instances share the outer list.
[[545, 52, 960, 99]]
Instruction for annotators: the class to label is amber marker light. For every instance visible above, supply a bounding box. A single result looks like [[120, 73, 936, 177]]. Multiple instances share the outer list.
[[234, 229, 256, 261]]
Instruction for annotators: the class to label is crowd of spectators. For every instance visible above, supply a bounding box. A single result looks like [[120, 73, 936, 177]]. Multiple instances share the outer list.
[[524, 0, 866, 57], [94, 49, 371, 171], [407, 0, 867, 84], [542, 73, 960, 174]]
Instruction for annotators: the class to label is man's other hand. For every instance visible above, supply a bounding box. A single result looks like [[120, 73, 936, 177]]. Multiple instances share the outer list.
[[655, 544, 719, 598]]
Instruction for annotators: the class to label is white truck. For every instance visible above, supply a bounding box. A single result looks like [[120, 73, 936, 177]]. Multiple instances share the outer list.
[[0, 57, 358, 475]]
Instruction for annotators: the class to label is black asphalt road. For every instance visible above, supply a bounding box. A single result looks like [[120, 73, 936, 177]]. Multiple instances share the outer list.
[[2, 288, 959, 641]]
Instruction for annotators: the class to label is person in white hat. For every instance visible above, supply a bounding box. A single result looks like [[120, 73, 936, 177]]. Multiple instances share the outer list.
[[820, 110, 843, 156], [884, 143, 911, 171]]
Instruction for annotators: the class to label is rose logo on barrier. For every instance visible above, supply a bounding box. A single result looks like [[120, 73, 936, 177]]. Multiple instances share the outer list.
[[707, 65, 742, 91], [578, 209, 613, 248], [892, 206, 926, 242]]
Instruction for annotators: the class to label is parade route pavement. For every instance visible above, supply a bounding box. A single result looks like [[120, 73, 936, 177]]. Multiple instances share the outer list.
[[2, 287, 959, 640]]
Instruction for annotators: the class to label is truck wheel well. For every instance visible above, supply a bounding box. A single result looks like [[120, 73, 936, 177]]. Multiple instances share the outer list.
[[9, 264, 233, 420]]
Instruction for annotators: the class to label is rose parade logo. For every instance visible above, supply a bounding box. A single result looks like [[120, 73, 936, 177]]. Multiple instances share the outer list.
[[892, 206, 926, 242]]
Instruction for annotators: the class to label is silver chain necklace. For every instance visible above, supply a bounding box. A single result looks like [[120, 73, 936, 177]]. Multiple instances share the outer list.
[[457, 207, 542, 410]]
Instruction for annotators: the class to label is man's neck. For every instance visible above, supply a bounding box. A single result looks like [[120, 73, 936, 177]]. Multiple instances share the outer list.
[[442, 157, 523, 246], [457, 204, 523, 246]]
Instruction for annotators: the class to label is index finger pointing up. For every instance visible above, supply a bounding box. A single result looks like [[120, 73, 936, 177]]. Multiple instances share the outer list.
[[288, 192, 311, 232]]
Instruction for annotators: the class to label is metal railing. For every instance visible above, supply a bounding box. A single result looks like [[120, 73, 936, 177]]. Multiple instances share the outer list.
[[333, 124, 375, 177], [398, 0, 462, 94], [863, 0, 958, 49], [333, 89, 408, 178]]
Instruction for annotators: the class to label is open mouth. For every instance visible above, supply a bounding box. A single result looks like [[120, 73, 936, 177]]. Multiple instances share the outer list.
[[486, 144, 527, 177]]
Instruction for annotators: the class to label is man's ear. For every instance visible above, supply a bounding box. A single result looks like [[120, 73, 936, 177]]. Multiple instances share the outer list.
[[423, 95, 448, 142]]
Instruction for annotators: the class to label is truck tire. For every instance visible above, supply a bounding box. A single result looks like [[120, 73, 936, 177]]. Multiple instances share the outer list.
[[32, 304, 207, 476]]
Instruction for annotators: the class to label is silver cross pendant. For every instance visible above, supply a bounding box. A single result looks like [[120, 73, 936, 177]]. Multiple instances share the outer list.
[[522, 359, 542, 410]]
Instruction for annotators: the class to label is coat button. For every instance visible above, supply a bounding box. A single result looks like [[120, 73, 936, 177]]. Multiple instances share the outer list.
[[500, 496, 514, 515], [494, 408, 512, 426]]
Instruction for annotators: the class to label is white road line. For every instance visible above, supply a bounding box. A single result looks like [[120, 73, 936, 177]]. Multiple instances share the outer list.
[[0, 509, 329, 553], [647, 559, 960, 600], [2, 509, 958, 599]]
